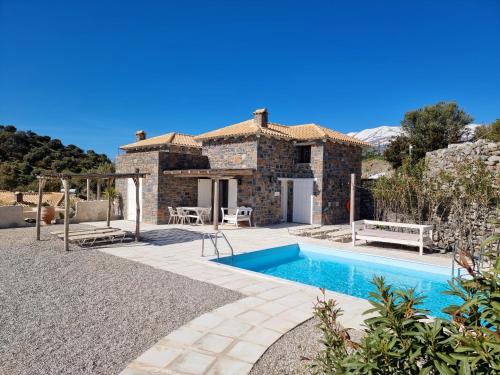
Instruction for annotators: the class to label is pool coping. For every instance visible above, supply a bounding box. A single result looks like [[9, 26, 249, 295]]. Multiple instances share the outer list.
[[215, 241, 453, 276]]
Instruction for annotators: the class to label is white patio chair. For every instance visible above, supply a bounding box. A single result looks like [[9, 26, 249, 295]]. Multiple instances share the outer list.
[[221, 207, 253, 227], [168, 206, 180, 224], [184, 209, 200, 224], [201, 207, 212, 224], [176, 208, 189, 225]]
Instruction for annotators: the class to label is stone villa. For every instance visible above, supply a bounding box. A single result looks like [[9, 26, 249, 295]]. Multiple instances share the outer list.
[[116, 108, 369, 226]]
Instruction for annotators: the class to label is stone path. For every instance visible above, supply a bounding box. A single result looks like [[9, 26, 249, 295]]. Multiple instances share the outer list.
[[96, 221, 451, 375]]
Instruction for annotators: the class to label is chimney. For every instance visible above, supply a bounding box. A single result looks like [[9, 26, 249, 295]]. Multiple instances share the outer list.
[[14, 192, 23, 203], [253, 108, 268, 128], [135, 130, 146, 142]]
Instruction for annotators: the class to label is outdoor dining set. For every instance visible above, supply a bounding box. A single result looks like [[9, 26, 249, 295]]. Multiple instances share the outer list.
[[167, 206, 253, 227], [168, 206, 212, 225]]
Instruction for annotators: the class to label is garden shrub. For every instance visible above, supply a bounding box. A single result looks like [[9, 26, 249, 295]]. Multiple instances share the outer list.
[[310, 231, 500, 374]]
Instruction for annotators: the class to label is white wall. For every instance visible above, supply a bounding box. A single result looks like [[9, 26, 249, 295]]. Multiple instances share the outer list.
[[0, 206, 26, 228], [71, 200, 113, 223]]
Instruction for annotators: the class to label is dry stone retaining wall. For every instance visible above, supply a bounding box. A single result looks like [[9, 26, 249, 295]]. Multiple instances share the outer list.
[[426, 140, 499, 251], [426, 139, 499, 175]]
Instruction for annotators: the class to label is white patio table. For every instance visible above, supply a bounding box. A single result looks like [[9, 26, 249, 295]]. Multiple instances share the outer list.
[[179, 207, 211, 225]]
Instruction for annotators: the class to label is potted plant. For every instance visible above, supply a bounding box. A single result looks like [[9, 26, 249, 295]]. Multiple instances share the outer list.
[[40, 202, 55, 225]]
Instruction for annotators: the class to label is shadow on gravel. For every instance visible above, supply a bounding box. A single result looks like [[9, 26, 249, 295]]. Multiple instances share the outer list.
[[0, 225, 242, 375]]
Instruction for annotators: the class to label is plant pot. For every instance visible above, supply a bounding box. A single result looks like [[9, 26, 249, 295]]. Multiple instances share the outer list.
[[41, 206, 55, 225]]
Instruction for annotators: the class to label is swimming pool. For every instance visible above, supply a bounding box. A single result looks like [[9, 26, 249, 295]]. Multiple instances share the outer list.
[[213, 243, 458, 319]]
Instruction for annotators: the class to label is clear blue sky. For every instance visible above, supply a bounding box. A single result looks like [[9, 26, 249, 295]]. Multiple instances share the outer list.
[[1, 0, 499, 159]]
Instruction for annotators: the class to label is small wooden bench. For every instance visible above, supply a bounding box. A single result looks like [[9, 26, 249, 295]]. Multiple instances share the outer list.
[[352, 220, 433, 255]]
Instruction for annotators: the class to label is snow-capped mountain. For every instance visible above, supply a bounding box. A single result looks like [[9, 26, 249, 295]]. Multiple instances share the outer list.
[[347, 126, 401, 148], [348, 124, 480, 149]]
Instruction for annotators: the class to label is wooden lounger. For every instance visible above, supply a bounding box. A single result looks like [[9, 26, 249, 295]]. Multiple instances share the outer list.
[[66, 230, 129, 247], [55, 228, 120, 238], [288, 226, 321, 236], [327, 228, 352, 241], [51, 228, 117, 236], [305, 228, 341, 238]]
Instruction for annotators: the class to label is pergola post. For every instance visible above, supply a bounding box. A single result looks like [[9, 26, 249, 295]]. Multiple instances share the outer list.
[[96, 179, 101, 200], [106, 178, 113, 227], [213, 178, 219, 231], [350, 173, 356, 224], [62, 178, 70, 251], [34, 172, 148, 246], [86, 178, 91, 201], [36, 178, 46, 240], [133, 168, 140, 241]]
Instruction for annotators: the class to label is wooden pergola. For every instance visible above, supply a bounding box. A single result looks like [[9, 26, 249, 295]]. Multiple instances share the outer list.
[[164, 168, 255, 230], [36, 169, 149, 251]]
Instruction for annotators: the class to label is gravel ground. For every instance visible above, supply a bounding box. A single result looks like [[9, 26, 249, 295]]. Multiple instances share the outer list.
[[250, 318, 364, 375], [0, 225, 242, 375]]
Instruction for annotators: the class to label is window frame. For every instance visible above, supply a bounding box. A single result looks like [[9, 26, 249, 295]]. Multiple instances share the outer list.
[[295, 145, 312, 164]]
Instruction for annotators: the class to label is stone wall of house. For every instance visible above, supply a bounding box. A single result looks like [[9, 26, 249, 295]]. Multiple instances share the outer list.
[[255, 137, 296, 225], [321, 141, 363, 224], [202, 138, 258, 169], [255, 138, 329, 225], [116, 150, 209, 224], [201, 136, 362, 226], [116, 151, 160, 224], [425, 139, 499, 251], [157, 152, 209, 223], [236, 175, 255, 209]]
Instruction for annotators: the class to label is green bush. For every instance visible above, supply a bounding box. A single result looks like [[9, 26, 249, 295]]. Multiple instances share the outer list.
[[474, 120, 500, 142], [310, 238, 500, 374], [384, 102, 473, 168]]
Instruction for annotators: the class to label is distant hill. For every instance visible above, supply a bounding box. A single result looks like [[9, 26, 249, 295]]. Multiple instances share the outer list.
[[0, 125, 111, 192], [348, 124, 480, 151]]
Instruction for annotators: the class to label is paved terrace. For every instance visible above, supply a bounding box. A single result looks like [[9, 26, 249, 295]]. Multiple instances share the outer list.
[[91, 220, 451, 375]]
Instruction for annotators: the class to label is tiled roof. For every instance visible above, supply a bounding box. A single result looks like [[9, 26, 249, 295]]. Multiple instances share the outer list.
[[195, 119, 370, 146], [120, 132, 201, 150]]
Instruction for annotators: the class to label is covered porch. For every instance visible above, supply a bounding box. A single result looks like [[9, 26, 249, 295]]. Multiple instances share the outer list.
[[163, 168, 255, 230]]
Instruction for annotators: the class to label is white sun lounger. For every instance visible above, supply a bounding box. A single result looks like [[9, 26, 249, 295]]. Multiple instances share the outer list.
[[65, 230, 129, 247]]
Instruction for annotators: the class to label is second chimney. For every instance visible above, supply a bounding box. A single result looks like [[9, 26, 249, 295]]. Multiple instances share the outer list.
[[253, 108, 268, 128], [135, 130, 146, 142]]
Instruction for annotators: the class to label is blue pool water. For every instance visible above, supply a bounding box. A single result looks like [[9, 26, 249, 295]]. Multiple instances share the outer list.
[[214, 244, 459, 319]]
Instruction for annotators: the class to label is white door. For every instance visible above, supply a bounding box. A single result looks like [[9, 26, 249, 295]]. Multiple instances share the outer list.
[[197, 179, 212, 207], [228, 179, 238, 208], [292, 179, 313, 224], [127, 178, 142, 221]]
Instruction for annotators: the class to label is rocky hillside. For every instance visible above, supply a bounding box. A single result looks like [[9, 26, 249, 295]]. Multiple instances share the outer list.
[[0, 125, 111, 192]]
